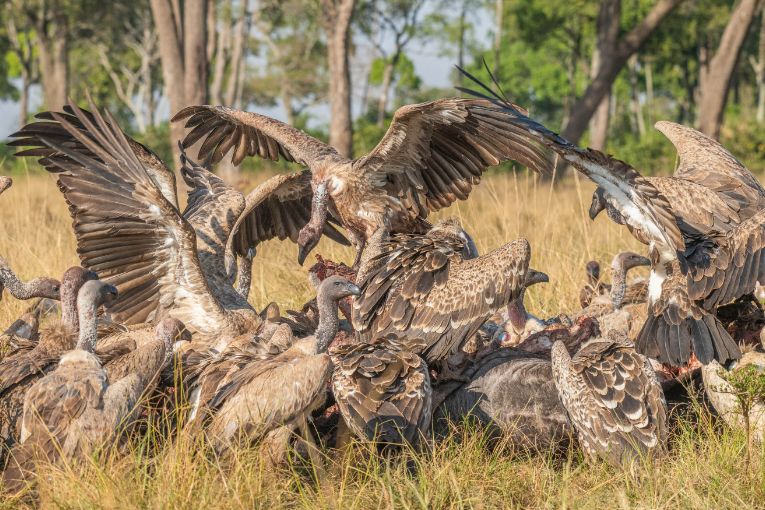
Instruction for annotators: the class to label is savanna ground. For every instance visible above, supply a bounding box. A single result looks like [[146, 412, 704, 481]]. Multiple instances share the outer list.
[[1, 165, 764, 509]]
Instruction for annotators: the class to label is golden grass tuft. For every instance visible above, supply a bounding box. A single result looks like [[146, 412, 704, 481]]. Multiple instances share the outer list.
[[0, 171, 763, 509]]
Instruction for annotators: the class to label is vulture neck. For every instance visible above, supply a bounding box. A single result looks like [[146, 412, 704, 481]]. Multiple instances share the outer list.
[[75, 292, 99, 352], [315, 292, 341, 353], [61, 279, 81, 332], [356, 223, 389, 283], [0, 267, 37, 300], [609, 261, 627, 309], [506, 290, 528, 333]]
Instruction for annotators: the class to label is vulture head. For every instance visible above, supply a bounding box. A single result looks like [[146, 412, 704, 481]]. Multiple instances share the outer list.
[[613, 251, 650, 272], [585, 260, 601, 283], [319, 275, 361, 303], [431, 218, 479, 259], [156, 318, 192, 350]]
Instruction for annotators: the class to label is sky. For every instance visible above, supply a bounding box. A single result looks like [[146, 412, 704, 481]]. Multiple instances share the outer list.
[[0, 18, 470, 140]]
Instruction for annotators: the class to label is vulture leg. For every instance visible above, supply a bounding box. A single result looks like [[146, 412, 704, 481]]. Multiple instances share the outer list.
[[297, 415, 327, 482]]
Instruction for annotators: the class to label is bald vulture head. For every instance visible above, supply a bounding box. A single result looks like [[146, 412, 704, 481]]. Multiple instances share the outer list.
[[589, 187, 627, 225], [585, 260, 601, 283], [155, 318, 192, 348], [317, 275, 361, 302], [612, 251, 650, 272]]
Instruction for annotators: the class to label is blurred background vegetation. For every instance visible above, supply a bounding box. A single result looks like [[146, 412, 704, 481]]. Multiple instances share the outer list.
[[0, 0, 763, 178]]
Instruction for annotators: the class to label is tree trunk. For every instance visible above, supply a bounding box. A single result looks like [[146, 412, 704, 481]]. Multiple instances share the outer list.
[[588, 0, 621, 150], [697, 0, 763, 137], [224, 0, 249, 106], [749, 11, 765, 124], [32, 3, 69, 112], [628, 55, 646, 136], [376, 56, 397, 127], [209, 5, 231, 106], [493, 0, 503, 80], [562, 0, 683, 145], [151, 0, 208, 167], [321, 0, 355, 158]]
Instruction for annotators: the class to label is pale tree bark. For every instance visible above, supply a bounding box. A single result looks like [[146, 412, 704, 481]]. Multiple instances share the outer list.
[[150, 0, 209, 166], [562, 0, 683, 144], [748, 11, 765, 124], [224, 0, 249, 107], [588, 0, 621, 150], [24, 1, 69, 111], [4, 15, 38, 127], [493, 0, 503, 81], [209, 4, 232, 106], [321, 0, 356, 158], [698, 0, 763, 137]]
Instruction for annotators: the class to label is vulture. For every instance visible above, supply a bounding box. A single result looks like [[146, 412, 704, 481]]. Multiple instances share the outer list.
[[353, 218, 538, 367], [186, 276, 360, 457], [171, 98, 555, 266], [459, 69, 765, 366], [9, 100, 347, 342], [433, 348, 572, 451], [0, 176, 10, 195], [551, 332, 668, 467], [3, 282, 183, 493], [0, 258, 61, 303], [331, 335, 432, 449], [572, 252, 650, 321], [579, 260, 605, 308], [0, 267, 96, 464]]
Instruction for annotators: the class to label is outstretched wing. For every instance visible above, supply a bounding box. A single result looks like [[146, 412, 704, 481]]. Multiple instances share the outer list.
[[172, 105, 346, 167], [12, 100, 230, 335], [457, 69, 684, 260], [655, 121, 765, 219], [355, 232, 531, 364], [226, 170, 349, 258], [354, 98, 555, 214], [10, 105, 179, 209]]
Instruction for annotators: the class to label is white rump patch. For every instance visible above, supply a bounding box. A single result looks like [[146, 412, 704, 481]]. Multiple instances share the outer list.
[[647, 268, 666, 303]]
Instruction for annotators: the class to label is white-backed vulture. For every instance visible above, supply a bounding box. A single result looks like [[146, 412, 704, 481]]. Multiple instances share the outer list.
[[9, 101, 349, 341], [551, 332, 668, 467], [0, 259, 60, 303], [459, 70, 765, 366], [171, 98, 555, 266]]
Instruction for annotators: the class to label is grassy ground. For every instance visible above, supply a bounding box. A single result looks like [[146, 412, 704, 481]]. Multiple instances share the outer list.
[[0, 171, 763, 509]]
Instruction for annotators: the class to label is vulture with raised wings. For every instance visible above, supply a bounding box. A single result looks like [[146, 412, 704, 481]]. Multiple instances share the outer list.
[[459, 69, 765, 366], [9, 101, 348, 341], [353, 218, 537, 367], [551, 332, 668, 467], [172, 97, 555, 266]]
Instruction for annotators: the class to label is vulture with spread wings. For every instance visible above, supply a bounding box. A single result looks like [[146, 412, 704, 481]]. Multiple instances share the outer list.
[[9, 101, 348, 340], [458, 68, 765, 366], [172, 98, 555, 266]]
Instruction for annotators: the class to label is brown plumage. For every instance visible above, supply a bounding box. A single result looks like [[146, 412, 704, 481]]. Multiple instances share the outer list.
[[0, 267, 96, 466], [171, 99, 554, 265], [573, 252, 650, 322], [0, 300, 53, 360], [186, 277, 360, 453], [460, 72, 763, 366], [353, 219, 534, 365], [331, 336, 431, 448], [10, 101, 347, 341], [551, 332, 668, 467], [3, 283, 182, 493]]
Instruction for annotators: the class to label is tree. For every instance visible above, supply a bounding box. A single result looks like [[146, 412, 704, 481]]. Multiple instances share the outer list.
[[96, 10, 160, 133], [358, 0, 426, 126], [209, 0, 250, 107], [3, 9, 38, 126], [150, 0, 209, 166], [561, 0, 684, 145], [320, 0, 355, 157], [588, 0, 621, 150], [752, 11, 765, 124], [697, 0, 764, 137]]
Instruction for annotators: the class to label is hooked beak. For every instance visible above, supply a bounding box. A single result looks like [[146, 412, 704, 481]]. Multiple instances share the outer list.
[[460, 230, 479, 259], [297, 243, 311, 266], [525, 269, 549, 287], [589, 189, 606, 220], [348, 284, 361, 297]]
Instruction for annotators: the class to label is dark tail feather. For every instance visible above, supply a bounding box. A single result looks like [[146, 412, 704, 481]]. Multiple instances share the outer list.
[[636, 309, 740, 366]]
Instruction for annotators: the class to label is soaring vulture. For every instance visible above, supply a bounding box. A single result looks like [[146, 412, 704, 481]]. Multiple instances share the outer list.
[[353, 218, 539, 366], [9, 100, 348, 340], [551, 332, 668, 467], [458, 69, 765, 366], [172, 99, 555, 266]]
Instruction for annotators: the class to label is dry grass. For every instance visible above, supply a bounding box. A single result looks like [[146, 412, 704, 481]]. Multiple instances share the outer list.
[[0, 170, 763, 509]]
